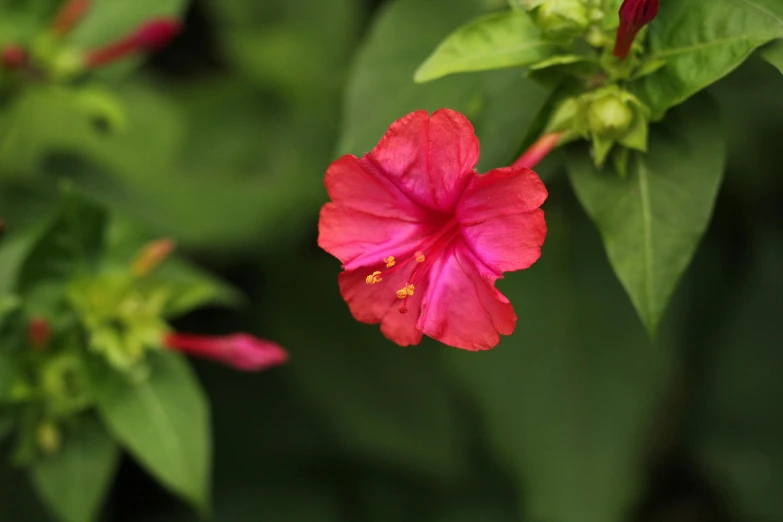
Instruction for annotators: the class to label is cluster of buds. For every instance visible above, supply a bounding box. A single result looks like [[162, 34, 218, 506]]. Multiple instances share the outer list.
[[67, 238, 287, 374], [517, 0, 604, 41], [515, 0, 658, 59], [0, 0, 180, 78], [0, 214, 286, 459], [545, 85, 650, 170]]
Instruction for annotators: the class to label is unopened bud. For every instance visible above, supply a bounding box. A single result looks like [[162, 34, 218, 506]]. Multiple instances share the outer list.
[[613, 0, 659, 59], [52, 0, 92, 36], [28, 317, 52, 349], [37, 422, 61, 455], [2, 45, 27, 70], [588, 93, 634, 140], [84, 18, 180, 68], [526, 0, 589, 39], [132, 238, 175, 277], [133, 19, 181, 51]]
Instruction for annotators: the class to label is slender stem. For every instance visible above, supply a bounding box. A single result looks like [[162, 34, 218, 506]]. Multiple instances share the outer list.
[[511, 132, 563, 170]]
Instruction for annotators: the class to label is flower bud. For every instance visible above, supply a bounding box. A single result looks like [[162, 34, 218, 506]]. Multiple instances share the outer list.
[[2, 45, 27, 70], [587, 92, 634, 140], [40, 354, 92, 416], [613, 0, 659, 59], [28, 317, 52, 349], [37, 422, 61, 455], [84, 18, 180, 68], [131, 238, 175, 277], [528, 0, 590, 39], [52, 0, 92, 37]]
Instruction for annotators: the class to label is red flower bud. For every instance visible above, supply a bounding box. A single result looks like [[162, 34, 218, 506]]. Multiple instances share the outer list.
[[28, 317, 52, 349], [163, 333, 288, 372], [131, 238, 175, 277], [2, 45, 28, 70], [52, 0, 92, 36], [84, 18, 180, 68], [613, 0, 659, 59]]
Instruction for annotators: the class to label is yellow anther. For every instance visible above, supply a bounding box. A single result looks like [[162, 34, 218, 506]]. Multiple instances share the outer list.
[[396, 284, 414, 299], [384, 256, 396, 268], [415, 251, 425, 263], [365, 271, 383, 284]]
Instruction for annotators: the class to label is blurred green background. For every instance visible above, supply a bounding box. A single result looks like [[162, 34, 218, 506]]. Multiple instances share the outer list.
[[1, 0, 782, 521]]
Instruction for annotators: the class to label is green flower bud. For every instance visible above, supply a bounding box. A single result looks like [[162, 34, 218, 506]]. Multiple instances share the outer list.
[[530, 0, 590, 39], [37, 422, 61, 455], [587, 92, 634, 140], [40, 354, 92, 417]]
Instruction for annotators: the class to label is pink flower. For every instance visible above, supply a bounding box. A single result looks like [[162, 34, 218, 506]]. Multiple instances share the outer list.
[[318, 109, 548, 351], [85, 19, 180, 68], [613, 0, 659, 59], [163, 333, 288, 372]]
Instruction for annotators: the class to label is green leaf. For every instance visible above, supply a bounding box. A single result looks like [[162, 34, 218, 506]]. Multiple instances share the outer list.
[[30, 422, 120, 522], [92, 351, 210, 511], [567, 93, 726, 334], [154, 259, 244, 318], [761, 39, 783, 74], [638, 0, 783, 118], [17, 193, 107, 295], [414, 10, 556, 82], [339, 0, 551, 169], [687, 228, 783, 522], [448, 205, 675, 522]]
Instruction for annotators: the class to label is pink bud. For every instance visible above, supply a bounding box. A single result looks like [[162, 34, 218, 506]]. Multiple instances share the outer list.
[[85, 18, 181, 68], [131, 238, 176, 277], [2, 45, 28, 70], [133, 19, 181, 50], [613, 0, 659, 59], [163, 333, 288, 372]]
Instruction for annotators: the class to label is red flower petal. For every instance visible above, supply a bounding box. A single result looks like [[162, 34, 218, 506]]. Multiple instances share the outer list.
[[457, 166, 548, 273], [417, 244, 517, 351], [319, 155, 437, 270], [338, 260, 424, 346], [368, 109, 479, 212]]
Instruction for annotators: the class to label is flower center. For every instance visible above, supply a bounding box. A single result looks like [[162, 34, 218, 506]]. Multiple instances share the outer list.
[[365, 217, 460, 314]]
